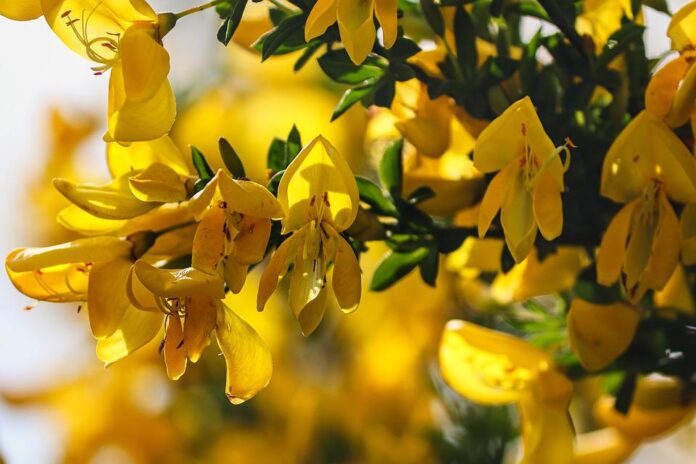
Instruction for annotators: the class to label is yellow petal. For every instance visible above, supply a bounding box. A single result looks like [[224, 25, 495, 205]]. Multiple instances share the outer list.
[[128, 162, 187, 203], [107, 63, 176, 143], [188, 174, 219, 221], [395, 91, 451, 158], [478, 161, 516, 237], [125, 264, 159, 311], [305, 0, 337, 41], [107, 136, 189, 177], [57, 205, 126, 236], [87, 257, 132, 338], [513, 247, 590, 301], [567, 299, 639, 371], [224, 259, 248, 294], [337, 0, 376, 64], [231, 217, 272, 265], [375, 0, 397, 48], [331, 234, 361, 313], [667, 1, 696, 51], [640, 191, 680, 292], [164, 315, 187, 380], [6, 251, 88, 303], [596, 201, 637, 286], [215, 302, 272, 404], [681, 202, 696, 265], [439, 320, 548, 405], [518, 391, 574, 464], [288, 230, 327, 335], [623, 208, 654, 297], [257, 232, 298, 311], [601, 111, 696, 204], [53, 175, 158, 220], [533, 168, 563, 240], [474, 96, 555, 174], [120, 24, 170, 102], [666, 59, 696, 128], [501, 171, 537, 263], [183, 296, 216, 363], [40, 0, 157, 61], [645, 55, 691, 120], [133, 261, 226, 299], [7, 237, 132, 272], [191, 202, 226, 274], [278, 135, 359, 233], [218, 172, 284, 219], [654, 265, 695, 314], [573, 428, 639, 464], [0, 0, 42, 20], [96, 304, 163, 366]]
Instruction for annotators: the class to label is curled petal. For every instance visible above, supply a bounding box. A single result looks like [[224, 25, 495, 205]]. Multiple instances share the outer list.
[[216, 302, 272, 404], [96, 304, 163, 366]]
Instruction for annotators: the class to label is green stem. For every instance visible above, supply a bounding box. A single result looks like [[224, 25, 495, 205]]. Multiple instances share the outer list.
[[173, 0, 223, 20]]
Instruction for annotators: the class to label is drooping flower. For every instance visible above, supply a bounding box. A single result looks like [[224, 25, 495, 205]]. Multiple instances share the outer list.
[[567, 299, 639, 371], [258, 135, 361, 336], [0, 0, 42, 20], [474, 96, 569, 263], [304, 0, 397, 64], [597, 110, 696, 302], [439, 320, 575, 464], [41, 0, 175, 142]]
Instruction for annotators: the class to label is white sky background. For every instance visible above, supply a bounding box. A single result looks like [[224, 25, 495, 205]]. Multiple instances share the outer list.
[[0, 1, 692, 463]]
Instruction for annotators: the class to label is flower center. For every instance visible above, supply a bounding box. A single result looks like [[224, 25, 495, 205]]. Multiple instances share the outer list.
[[61, 8, 121, 75], [308, 191, 331, 225], [637, 180, 662, 227]]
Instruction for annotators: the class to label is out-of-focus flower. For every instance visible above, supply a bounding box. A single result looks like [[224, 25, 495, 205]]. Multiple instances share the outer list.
[[440, 320, 574, 463], [0, 0, 41, 20], [475, 97, 568, 263], [667, 1, 696, 52], [597, 110, 696, 302], [41, 0, 175, 142], [576, 0, 634, 52], [305, 0, 396, 64], [259, 135, 361, 336], [567, 299, 639, 371]]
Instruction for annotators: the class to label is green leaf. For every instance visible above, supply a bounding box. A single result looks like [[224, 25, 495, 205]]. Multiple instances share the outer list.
[[387, 38, 422, 60], [218, 137, 246, 178], [420, 0, 445, 36], [216, 0, 248, 46], [419, 248, 439, 286], [285, 125, 302, 165], [294, 41, 321, 71], [508, 1, 551, 21], [318, 49, 384, 84], [370, 248, 430, 291], [191, 146, 214, 181], [614, 371, 637, 415], [454, 6, 477, 79], [520, 29, 542, 95], [407, 186, 435, 205], [596, 23, 646, 71], [267, 138, 287, 172], [331, 84, 375, 121], [374, 76, 396, 107], [260, 14, 306, 61], [379, 138, 403, 198], [356, 176, 399, 217]]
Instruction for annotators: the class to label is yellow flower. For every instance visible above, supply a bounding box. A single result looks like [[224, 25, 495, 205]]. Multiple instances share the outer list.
[[594, 375, 695, 441], [597, 110, 696, 302], [475, 97, 568, 263], [576, 0, 634, 52], [5, 236, 164, 364], [189, 169, 284, 293], [258, 135, 361, 336], [680, 203, 696, 265], [667, 1, 696, 52], [41, 0, 175, 142], [645, 50, 696, 129], [0, 0, 42, 20], [567, 299, 639, 371], [439, 320, 574, 464], [304, 0, 397, 64], [130, 261, 272, 403]]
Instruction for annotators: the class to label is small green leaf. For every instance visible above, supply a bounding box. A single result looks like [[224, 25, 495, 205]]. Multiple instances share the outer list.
[[218, 137, 246, 178], [356, 176, 399, 217], [216, 0, 248, 46], [191, 146, 214, 181], [454, 6, 477, 79], [374, 76, 396, 107], [318, 49, 384, 84], [370, 248, 430, 291], [267, 138, 287, 172], [379, 138, 403, 198], [419, 248, 439, 286], [614, 371, 637, 415], [596, 23, 646, 71], [259, 14, 306, 61], [388, 38, 422, 60], [286, 125, 302, 164], [420, 0, 445, 36], [331, 84, 375, 121]]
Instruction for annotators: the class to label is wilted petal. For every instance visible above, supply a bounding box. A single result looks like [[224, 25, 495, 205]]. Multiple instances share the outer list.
[[96, 304, 163, 365], [216, 302, 272, 404], [164, 315, 187, 380], [567, 299, 639, 371], [87, 257, 132, 338]]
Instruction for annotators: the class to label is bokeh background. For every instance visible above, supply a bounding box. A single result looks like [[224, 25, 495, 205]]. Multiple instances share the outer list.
[[0, 1, 693, 463]]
